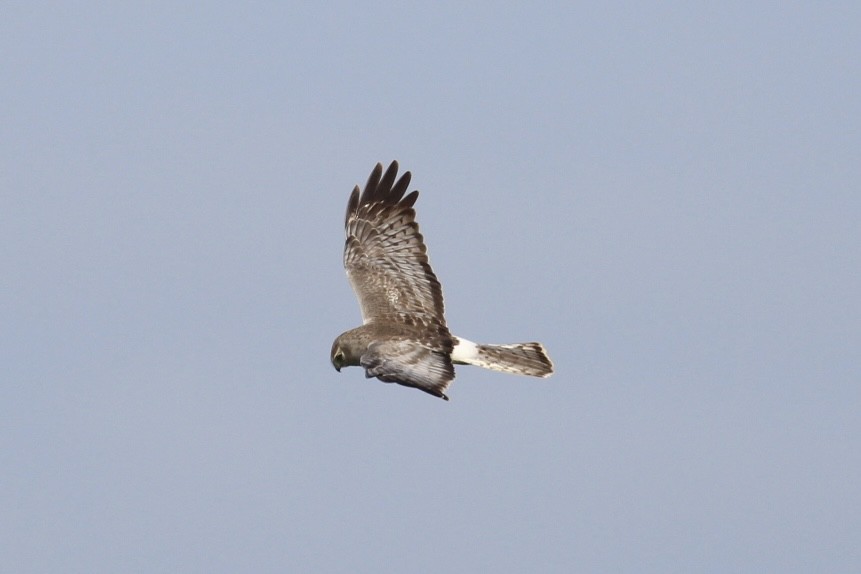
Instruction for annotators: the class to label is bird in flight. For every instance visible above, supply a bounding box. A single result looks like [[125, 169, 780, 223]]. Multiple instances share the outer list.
[[330, 161, 553, 400]]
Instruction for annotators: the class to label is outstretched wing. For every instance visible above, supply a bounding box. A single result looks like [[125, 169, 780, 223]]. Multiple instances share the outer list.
[[344, 161, 446, 324]]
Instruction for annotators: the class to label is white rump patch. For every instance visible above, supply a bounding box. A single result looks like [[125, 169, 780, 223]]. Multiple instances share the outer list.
[[451, 336, 480, 364]]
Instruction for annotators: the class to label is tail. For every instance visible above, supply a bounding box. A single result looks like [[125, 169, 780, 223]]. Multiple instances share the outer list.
[[451, 337, 554, 378]]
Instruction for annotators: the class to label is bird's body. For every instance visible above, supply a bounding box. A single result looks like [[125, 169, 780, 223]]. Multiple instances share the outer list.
[[330, 162, 553, 400]]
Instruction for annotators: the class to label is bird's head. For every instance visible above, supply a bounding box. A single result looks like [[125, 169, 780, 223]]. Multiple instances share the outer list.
[[330, 338, 346, 372]]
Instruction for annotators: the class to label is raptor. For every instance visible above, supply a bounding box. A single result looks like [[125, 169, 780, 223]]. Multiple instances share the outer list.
[[330, 162, 553, 400]]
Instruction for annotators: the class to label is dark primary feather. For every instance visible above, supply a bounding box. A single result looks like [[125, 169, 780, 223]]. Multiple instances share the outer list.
[[345, 186, 360, 228], [358, 162, 414, 207]]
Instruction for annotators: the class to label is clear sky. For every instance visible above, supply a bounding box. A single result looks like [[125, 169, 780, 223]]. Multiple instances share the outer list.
[[2, 3, 859, 572]]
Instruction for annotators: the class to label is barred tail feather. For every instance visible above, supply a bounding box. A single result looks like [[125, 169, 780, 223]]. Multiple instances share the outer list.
[[451, 337, 554, 378]]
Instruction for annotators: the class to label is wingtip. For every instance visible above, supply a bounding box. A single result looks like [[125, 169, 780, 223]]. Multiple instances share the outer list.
[[345, 185, 360, 226], [361, 163, 385, 205], [357, 161, 418, 208]]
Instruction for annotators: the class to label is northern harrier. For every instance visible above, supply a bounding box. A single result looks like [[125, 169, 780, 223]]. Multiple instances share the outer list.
[[330, 162, 554, 400]]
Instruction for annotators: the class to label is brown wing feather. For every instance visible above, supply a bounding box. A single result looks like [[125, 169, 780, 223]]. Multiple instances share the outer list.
[[344, 161, 446, 324]]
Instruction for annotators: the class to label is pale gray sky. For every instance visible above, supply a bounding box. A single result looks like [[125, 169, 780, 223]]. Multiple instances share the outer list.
[[2, 3, 859, 572]]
